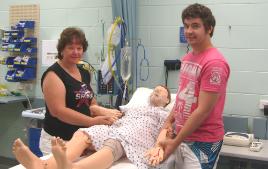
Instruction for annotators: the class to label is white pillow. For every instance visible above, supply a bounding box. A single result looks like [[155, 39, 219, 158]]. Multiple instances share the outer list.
[[120, 87, 152, 109], [120, 87, 176, 112], [165, 93, 176, 112]]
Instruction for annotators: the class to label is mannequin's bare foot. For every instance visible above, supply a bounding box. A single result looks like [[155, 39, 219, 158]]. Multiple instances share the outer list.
[[51, 137, 72, 169], [12, 138, 44, 169]]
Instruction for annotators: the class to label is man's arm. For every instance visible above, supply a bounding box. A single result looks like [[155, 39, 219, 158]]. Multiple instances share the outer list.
[[174, 91, 219, 144]]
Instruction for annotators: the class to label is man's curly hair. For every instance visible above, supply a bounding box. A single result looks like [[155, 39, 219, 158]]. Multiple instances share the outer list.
[[182, 3, 216, 37]]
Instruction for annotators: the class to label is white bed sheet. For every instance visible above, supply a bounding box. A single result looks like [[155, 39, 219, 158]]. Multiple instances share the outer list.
[[10, 87, 176, 169], [10, 156, 137, 169]]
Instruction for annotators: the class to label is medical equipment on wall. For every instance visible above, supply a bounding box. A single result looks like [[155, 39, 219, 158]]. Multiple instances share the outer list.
[[100, 20, 105, 62], [97, 70, 116, 94], [78, 60, 97, 81], [78, 60, 117, 95], [120, 41, 131, 100], [121, 42, 131, 83], [100, 16, 123, 85], [98, 16, 128, 97], [223, 132, 254, 147], [164, 59, 181, 86], [135, 40, 149, 88]]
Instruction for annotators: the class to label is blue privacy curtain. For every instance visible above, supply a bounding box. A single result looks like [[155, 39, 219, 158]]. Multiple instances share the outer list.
[[111, 0, 136, 88], [111, 0, 137, 107]]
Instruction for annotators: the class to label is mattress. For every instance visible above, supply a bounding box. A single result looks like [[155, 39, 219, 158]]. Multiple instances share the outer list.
[[10, 156, 137, 169]]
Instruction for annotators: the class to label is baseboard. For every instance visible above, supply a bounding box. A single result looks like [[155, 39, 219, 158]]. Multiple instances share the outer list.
[[0, 156, 18, 166]]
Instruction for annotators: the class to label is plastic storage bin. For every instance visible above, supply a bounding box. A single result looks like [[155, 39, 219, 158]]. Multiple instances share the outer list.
[[28, 127, 43, 157]]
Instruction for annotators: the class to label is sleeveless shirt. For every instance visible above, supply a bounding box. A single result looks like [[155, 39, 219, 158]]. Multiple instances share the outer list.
[[41, 62, 94, 140]]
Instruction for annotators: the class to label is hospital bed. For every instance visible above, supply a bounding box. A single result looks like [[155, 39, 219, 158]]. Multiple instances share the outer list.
[[10, 156, 137, 169], [10, 87, 176, 169]]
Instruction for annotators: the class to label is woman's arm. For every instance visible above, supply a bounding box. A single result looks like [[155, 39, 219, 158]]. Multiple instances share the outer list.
[[43, 71, 113, 126], [89, 98, 123, 118]]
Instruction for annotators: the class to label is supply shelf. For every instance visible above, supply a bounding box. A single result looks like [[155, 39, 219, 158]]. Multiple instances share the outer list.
[[0, 20, 37, 82]]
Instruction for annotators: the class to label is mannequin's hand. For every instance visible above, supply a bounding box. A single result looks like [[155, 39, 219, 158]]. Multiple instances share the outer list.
[[145, 146, 164, 166]]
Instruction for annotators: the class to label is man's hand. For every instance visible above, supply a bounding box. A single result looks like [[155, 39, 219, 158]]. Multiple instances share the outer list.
[[166, 125, 174, 139], [159, 138, 178, 161]]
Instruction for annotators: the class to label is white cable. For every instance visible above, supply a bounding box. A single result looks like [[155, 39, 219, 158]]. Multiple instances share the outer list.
[[18, 85, 33, 110], [23, 90, 32, 110]]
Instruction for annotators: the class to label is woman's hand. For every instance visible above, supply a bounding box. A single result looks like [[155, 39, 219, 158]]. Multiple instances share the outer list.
[[106, 109, 124, 119], [90, 104, 123, 119], [92, 116, 118, 126]]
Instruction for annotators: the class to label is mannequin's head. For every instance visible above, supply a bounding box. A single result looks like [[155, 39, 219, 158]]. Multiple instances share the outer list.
[[149, 85, 171, 107]]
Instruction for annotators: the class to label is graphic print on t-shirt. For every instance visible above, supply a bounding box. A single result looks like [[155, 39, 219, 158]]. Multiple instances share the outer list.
[[74, 84, 93, 107], [172, 48, 229, 141], [209, 67, 223, 85], [174, 61, 200, 128]]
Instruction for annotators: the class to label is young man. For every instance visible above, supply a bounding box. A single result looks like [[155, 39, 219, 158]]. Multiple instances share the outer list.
[[13, 85, 172, 169], [147, 3, 230, 169]]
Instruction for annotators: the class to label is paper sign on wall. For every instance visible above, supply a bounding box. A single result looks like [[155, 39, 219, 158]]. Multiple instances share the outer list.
[[42, 40, 58, 66]]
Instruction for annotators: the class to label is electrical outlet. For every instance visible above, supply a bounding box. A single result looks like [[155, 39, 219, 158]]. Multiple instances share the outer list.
[[259, 99, 268, 109]]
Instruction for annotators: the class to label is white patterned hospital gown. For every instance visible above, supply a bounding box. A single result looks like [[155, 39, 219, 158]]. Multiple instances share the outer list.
[[80, 104, 169, 169]]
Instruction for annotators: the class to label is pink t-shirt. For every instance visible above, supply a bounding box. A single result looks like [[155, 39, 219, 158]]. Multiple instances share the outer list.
[[174, 47, 230, 142]]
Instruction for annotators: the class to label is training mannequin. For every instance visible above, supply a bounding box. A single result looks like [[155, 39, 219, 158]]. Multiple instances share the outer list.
[[13, 85, 172, 169]]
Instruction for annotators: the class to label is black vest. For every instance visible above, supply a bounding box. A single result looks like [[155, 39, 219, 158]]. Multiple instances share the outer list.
[[41, 62, 93, 140]]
